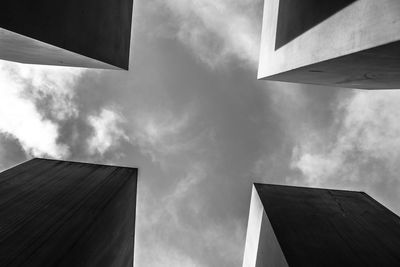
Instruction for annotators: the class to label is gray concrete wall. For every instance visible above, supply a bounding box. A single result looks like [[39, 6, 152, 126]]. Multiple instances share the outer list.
[[255, 211, 289, 267], [0, 0, 134, 69], [259, 0, 400, 89], [0, 28, 118, 69], [255, 184, 400, 266], [266, 41, 400, 89], [0, 158, 137, 267], [242, 185, 288, 267], [276, 0, 356, 49]]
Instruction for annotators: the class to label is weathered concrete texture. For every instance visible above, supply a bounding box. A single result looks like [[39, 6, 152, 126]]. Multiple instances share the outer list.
[[243, 184, 400, 267], [0, 158, 138, 267], [0, 0, 134, 70], [259, 0, 400, 89]]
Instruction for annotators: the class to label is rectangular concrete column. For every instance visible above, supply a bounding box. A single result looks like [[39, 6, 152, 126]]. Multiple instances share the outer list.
[[0, 0, 134, 69], [258, 0, 400, 89], [0, 158, 138, 267], [243, 183, 400, 266]]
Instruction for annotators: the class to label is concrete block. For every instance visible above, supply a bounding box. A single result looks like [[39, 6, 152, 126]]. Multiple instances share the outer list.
[[243, 184, 400, 266], [0, 0, 134, 70], [258, 0, 400, 89], [0, 158, 138, 267]]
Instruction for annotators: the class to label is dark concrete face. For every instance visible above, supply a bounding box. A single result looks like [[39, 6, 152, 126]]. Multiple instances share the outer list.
[[0, 0, 133, 69], [254, 184, 400, 266], [0, 158, 137, 267], [275, 0, 357, 50]]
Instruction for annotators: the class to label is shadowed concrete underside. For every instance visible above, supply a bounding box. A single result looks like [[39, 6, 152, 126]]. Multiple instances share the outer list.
[[265, 41, 400, 89], [0, 28, 119, 69], [0, 0, 134, 69]]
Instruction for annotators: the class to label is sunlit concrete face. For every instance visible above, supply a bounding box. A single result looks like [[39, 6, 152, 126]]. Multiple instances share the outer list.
[[258, 0, 400, 89], [0, 0, 134, 70], [243, 183, 400, 266], [242, 185, 288, 267]]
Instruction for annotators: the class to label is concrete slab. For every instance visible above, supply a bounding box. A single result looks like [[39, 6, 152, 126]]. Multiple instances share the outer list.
[[0, 0, 134, 70], [258, 0, 400, 89], [0, 28, 118, 69], [0, 158, 138, 267], [243, 183, 400, 266]]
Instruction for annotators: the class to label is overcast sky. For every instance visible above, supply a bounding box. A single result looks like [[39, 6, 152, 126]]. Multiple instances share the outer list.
[[1, 0, 400, 266]]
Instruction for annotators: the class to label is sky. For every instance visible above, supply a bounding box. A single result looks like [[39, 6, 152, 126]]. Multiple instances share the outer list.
[[1, 0, 400, 266]]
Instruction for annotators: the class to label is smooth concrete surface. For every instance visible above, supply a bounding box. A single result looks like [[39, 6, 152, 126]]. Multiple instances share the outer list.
[[0, 158, 138, 267], [259, 0, 400, 89], [248, 183, 400, 266], [268, 41, 400, 89], [242, 185, 288, 267], [256, 211, 289, 267], [0, 0, 134, 69], [0, 28, 118, 69], [242, 185, 264, 267], [275, 0, 356, 49]]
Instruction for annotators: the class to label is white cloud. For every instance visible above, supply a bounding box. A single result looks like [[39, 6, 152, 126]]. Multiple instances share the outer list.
[[291, 90, 400, 188], [7, 61, 83, 120], [87, 108, 128, 155], [158, 0, 262, 68], [0, 61, 83, 158]]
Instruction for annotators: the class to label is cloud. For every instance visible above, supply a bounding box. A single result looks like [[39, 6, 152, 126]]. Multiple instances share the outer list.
[[0, 61, 84, 158], [132, 111, 189, 154], [129, 108, 213, 166], [136, 164, 207, 266], [291, 90, 400, 193], [138, 244, 207, 267], [164, 163, 207, 220], [136, 163, 243, 266], [10, 61, 83, 120], [157, 0, 262, 68], [87, 107, 129, 155]]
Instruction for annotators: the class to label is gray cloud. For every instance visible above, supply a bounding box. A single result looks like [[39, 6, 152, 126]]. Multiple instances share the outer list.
[[290, 90, 400, 213], [154, 0, 263, 68], [0, 60, 130, 164]]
